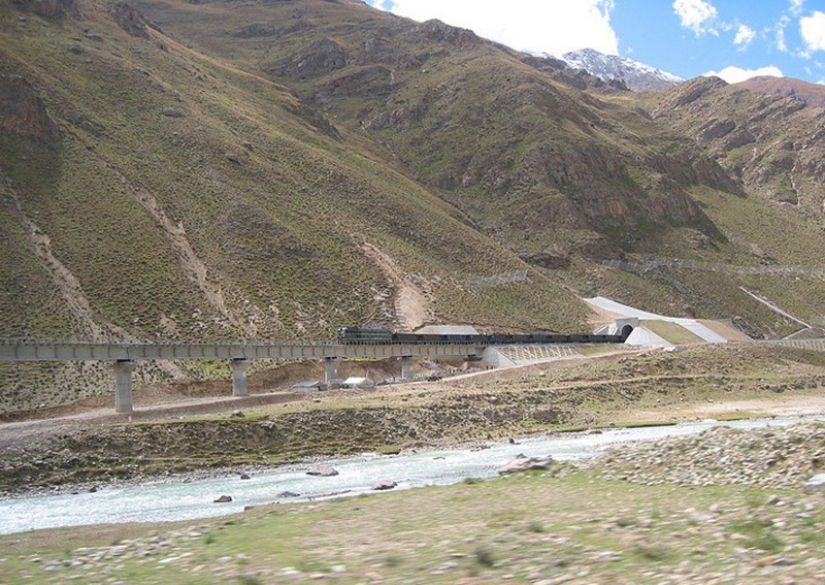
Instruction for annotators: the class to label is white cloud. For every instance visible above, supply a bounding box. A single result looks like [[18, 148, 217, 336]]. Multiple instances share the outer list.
[[800, 11, 825, 52], [733, 24, 755, 46], [704, 65, 783, 83], [368, 0, 619, 57], [790, 0, 805, 16], [776, 15, 790, 52], [673, 0, 718, 35]]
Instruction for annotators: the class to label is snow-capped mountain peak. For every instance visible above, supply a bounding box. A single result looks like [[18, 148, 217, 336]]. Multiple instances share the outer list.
[[560, 48, 683, 92]]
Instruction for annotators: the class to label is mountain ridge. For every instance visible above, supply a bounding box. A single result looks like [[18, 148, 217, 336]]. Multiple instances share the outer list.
[[734, 75, 825, 109]]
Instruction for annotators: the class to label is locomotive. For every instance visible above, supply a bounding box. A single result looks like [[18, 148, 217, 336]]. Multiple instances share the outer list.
[[336, 325, 632, 345]]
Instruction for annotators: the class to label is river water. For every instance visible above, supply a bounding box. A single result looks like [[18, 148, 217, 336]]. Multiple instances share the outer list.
[[1, 416, 821, 535]]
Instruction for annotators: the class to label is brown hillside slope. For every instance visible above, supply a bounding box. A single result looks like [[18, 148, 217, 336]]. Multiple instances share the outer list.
[[140, 0, 732, 250], [649, 76, 825, 213], [138, 0, 825, 334]]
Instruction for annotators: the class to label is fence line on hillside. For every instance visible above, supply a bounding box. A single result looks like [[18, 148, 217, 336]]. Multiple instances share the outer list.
[[602, 256, 825, 279], [762, 338, 825, 352]]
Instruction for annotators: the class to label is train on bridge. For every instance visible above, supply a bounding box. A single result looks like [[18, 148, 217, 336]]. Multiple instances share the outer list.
[[336, 326, 633, 345]]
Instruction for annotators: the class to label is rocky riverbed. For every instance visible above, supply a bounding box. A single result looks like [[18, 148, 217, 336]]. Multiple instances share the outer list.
[[4, 420, 825, 585]]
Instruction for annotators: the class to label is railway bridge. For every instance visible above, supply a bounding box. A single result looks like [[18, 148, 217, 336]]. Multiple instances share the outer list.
[[0, 339, 487, 414]]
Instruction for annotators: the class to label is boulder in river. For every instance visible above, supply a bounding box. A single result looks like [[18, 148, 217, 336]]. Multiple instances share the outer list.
[[213, 495, 233, 503], [372, 480, 397, 490], [307, 464, 339, 477], [498, 456, 553, 474]]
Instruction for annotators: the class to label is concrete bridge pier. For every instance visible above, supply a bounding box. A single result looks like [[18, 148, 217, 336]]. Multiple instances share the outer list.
[[114, 359, 134, 414], [400, 356, 416, 382], [324, 357, 341, 385], [231, 358, 249, 397]]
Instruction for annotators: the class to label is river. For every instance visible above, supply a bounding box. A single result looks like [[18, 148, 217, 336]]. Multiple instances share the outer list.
[[1, 416, 821, 535]]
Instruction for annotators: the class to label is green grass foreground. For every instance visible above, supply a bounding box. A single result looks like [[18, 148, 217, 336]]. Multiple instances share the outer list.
[[1, 469, 824, 584]]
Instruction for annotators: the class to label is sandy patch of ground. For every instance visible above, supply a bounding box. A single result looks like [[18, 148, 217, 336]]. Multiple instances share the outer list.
[[681, 394, 825, 418], [618, 394, 825, 425], [361, 242, 431, 331]]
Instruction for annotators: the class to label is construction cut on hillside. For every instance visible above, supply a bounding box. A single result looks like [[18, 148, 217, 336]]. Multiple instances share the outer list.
[[586, 297, 752, 348]]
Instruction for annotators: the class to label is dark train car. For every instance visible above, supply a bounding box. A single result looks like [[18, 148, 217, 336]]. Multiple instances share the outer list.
[[525, 333, 558, 343], [337, 327, 394, 344], [338, 325, 633, 346], [393, 332, 426, 344]]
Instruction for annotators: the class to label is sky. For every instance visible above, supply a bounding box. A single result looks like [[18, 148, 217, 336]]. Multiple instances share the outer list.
[[364, 0, 825, 84]]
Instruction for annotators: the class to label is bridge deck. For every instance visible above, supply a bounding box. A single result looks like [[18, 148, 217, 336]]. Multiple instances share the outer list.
[[0, 340, 486, 361]]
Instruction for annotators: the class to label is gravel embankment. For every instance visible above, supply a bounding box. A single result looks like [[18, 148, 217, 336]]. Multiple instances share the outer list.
[[588, 420, 825, 490]]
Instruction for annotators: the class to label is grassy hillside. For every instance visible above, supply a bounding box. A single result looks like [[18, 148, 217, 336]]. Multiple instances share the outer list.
[[3, 0, 825, 412], [0, 0, 590, 341]]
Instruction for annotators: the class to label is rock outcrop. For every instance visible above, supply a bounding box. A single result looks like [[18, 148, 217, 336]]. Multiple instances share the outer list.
[[14, 0, 80, 20], [414, 19, 479, 50], [271, 38, 348, 79], [0, 75, 60, 143], [109, 1, 150, 38]]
